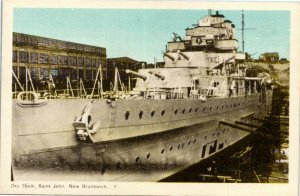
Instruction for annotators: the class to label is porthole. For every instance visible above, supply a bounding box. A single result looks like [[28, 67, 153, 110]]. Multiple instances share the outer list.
[[189, 108, 192, 113], [219, 143, 224, 150], [101, 164, 106, 174], [116, 162, 121, 169], [174, 109, 178, 115], [125, 111, 130, 120], [188, 141, 191, 145], [136, 157, 140, 163], [161, 149, 165, 154], [161, 110, 165, 116], [194, 139, 197, 143], [203, 107, 206, 111], [139, 111, 143, 119], [170, 146, 173, 151], [147, 153, 151, 159], [182, 109, 185, 114], [195, 108, 198, 112], [151, 111, 155, 117]]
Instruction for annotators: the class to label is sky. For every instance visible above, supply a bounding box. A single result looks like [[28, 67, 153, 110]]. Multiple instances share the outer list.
[[13, 9, 290, 63]]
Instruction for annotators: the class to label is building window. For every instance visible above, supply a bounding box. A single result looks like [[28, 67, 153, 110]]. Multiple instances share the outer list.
[[30, 52, 39, 63], [20, 34, 28, 44], [85, 58, 92, 67], [51, 69, 58, 76], [77, 57, 84, 67], [72, 69, 78, 79], [67, 42, 76, 50], [58, 41, 67, 50], [38, 37, 49, 46], [85, 46, 91, 52], [86, 70, 92, 80], [96, 48, 101, 54], [50, 55, 58, 65], [30, 67, 39, 80], [92, 59, 97, 67], [48, 39, 57, 48], [16, 34, 22, 43], [19, 51, 29, 63], [68, 56, 77, 66], [19, 67, 26, 80], [59, 55, 68, 65], [13, 50, 18, 62], [96, 59, 101, 67], [79, 69, 84, 79], [28, 36, 38, 45], [40, 68, 49, 79], [77, 44, 84, 51], [39, 53, 49, 64], [13, 33, 18, 43]]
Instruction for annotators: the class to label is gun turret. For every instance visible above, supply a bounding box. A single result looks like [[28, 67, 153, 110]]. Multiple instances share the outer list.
[[163, 53, 175, 62], [126, 69, 147, 81], [148, 71, 165, 80], [178, 51, 190, 61]]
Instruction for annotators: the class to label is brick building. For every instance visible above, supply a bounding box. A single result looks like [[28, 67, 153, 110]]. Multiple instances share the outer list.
[[12, 32, 107, 91], [259, 52, 279, 63]]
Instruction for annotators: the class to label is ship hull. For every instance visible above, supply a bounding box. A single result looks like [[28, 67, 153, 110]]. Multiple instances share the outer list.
[[12, 93, 272, 181]]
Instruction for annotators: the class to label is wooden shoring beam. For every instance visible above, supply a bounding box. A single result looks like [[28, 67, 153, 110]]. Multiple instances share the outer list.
[[252, 117, 265, 122], [235, 121, 261, 128], [219, 121, 254, 132], [219, 121, 275, 140]]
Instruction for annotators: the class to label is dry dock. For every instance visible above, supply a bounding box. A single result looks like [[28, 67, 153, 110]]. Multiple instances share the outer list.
[[162, 85, 289, 183]]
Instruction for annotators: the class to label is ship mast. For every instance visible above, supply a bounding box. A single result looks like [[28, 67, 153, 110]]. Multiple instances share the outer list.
[[242, 10, 245, 53]]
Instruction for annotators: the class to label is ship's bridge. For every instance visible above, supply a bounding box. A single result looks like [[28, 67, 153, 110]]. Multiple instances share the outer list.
[[167, 11, 237, 52], [198, 11, 225, 26]]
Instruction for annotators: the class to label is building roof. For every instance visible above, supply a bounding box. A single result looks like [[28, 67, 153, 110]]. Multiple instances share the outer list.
[[262, 52, 279, 56], [107, 57, 139, 63], [13, 32, 106, 52]]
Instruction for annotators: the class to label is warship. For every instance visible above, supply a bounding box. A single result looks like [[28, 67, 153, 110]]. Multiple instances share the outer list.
[[12, 11, 273, 181]]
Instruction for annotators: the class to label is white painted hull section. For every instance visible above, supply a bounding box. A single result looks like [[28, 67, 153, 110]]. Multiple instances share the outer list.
[[12, 93, 272, 181]]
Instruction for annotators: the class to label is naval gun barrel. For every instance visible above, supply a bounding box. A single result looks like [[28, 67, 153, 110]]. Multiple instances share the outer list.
[[163, 53, 175, 61], [148, 71, 165, 80], [178, 51, 190, 61], [125, 69, 147, 81]]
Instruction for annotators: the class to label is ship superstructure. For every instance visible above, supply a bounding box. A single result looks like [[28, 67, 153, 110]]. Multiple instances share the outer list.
[[12, 11, 273, 181], [129, 11, 250, 101]]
